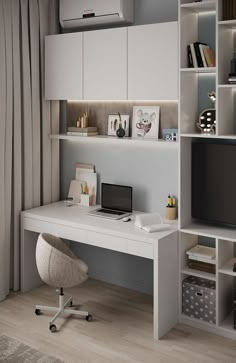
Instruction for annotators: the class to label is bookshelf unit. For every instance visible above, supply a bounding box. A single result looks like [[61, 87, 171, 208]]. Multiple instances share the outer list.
[[179, 0, 217, 135], [179, 0, 236, 340]]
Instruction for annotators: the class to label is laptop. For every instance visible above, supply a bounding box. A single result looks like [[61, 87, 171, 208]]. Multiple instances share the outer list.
[[88, 183, 132, 220]]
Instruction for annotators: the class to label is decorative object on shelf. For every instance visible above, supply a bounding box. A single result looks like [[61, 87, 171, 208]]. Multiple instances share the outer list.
[[223, 0, 236, 21], [182, 276, 216, 324], [81, 111, 89, 128], [163, 128, 178, 142], [197, 91, 216, 135], [228, 51, 236, 84], [165, 195, 176, 220], [132, 106, 160, 139], [116, 112, 126, 138], [108, 113, 129, 137]]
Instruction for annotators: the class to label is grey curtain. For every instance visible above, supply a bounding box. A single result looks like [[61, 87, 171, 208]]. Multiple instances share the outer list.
[[0, 0, 60, 301]]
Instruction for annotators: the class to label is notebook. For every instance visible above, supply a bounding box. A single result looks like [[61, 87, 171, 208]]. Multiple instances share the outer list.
[[88, 183, 132, 220]]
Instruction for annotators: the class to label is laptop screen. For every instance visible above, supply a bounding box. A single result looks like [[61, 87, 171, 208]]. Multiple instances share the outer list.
[[101, 183, 132, 212]]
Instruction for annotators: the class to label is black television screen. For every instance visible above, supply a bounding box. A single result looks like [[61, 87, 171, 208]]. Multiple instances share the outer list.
[[192, 142, 236, 226]]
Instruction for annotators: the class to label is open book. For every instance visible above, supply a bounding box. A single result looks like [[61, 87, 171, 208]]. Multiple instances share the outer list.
[[135, 213, 171, 233]]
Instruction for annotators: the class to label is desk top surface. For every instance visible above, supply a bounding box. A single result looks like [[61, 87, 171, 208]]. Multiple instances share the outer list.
[[23, 201, 178, 244]]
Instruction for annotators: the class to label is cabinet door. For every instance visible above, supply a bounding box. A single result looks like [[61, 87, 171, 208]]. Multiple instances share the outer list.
[[84, 27, 127, 100], [45, 33, 83, 100], [128, 22, 178, 100]]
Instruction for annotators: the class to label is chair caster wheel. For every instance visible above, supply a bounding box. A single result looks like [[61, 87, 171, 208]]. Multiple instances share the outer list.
[[49, 324, 57, 332], [35, 309, 41, 316], [86, 314, 93, 322]]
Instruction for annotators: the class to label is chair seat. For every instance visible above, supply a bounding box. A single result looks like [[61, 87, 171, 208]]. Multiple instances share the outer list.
[[36, 233, 88, 288]]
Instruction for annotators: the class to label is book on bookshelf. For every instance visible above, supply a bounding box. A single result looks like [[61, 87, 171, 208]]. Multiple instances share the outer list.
[[67, 126, 97, 133], [193, 42, 206, 68], [203, 47, 215, 67], [187, 45, 193, 68], [199, 44, 208, 68], [189, 43, 198, 68], [67, 131, 98, 136], [187, 42, 215, 68]]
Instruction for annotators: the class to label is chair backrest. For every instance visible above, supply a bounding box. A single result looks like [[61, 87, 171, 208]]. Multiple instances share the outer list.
[[36, 233, 88, 288]]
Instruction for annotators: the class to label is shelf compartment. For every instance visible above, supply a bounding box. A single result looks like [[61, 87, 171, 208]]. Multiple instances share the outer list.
[[180, 1, 216, 13], [218, 19, 236, 28], [220, 313, 236, 332], [180, 67, 216, 74], [181, 267, 216, 281], [180, 72, 216, 135], [50, 134, 179, 147], [219, 258, 236, 276], [218, 87, 236, 136]]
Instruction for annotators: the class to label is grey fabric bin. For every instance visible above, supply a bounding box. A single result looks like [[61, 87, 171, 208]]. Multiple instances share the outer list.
[[182, 276, 216, 324]]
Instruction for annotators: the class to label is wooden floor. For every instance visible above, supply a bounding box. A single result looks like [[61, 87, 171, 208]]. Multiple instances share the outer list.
[[1, 279, 236, 363]]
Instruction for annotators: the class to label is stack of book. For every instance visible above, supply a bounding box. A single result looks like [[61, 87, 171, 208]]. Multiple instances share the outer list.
[[223, 0, 236, 20], [187, 42, 215, 68], [67, 126, 98, 136], [186, 245, 216, 275]]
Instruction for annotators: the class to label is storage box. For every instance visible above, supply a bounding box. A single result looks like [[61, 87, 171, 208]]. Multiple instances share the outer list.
[[182, 276, 216, 324]]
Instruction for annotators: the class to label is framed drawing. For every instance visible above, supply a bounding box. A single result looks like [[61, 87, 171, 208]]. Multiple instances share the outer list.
[[132, 106, 160, 139], [108, 114, 130, 137]]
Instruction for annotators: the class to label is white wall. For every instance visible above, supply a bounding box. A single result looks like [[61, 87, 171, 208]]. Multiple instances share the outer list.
[[60, 0, 179, 295], [135, 0, 178, 25]]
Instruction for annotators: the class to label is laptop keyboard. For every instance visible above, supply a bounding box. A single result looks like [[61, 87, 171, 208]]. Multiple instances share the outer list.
[[98, 209, 125, 216]]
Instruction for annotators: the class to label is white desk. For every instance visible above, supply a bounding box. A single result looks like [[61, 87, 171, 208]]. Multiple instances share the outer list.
[[21, 201, 178, 339]]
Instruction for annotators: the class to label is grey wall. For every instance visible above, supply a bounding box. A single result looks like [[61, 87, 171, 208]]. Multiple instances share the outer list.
[[60, 0, 179, 295]]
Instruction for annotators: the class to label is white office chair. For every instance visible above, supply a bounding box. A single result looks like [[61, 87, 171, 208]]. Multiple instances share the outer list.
[[35, 233, 92, 332]]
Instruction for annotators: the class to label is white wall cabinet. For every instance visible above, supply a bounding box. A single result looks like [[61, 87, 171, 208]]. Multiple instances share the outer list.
[[128, 22, 178, 100], [45, 22, 178, 101], [45, 33, 83, 100], [84, 28, 127, 100]]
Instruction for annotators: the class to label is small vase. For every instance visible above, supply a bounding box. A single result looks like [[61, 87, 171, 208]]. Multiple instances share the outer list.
[[116, 124, 125, 138]]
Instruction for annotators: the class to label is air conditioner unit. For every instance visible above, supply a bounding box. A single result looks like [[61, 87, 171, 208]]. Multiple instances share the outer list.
[[60, 0, 134, 29]]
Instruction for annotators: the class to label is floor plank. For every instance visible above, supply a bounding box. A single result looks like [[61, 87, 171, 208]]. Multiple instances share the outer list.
[[0, 279, 236, 363]]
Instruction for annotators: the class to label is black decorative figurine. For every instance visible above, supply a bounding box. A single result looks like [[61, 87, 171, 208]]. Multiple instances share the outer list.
[[116, 112, 125, 138]]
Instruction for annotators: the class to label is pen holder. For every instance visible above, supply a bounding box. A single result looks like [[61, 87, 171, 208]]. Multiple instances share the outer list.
[[165, 207, 176, 220]]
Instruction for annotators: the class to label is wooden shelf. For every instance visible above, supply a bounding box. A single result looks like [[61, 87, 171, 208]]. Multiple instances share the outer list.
[[180, 67, 216, 74], [181, 222, 236, 242], [218, 19, 236, 29], [50, 134, 179, 147], [219, 258, 236, 277], [181, 266, 216, 281], [181, 314, 216, 328], [218, 84, 236, 89], [180, 133, 218, 138], [180, 1, 216, 13], [180, 134, 236, 139]]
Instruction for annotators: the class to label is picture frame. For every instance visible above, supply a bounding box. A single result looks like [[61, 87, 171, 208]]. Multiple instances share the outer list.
[[132, 106, 160, 139], [107, 114, 130, 137]]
